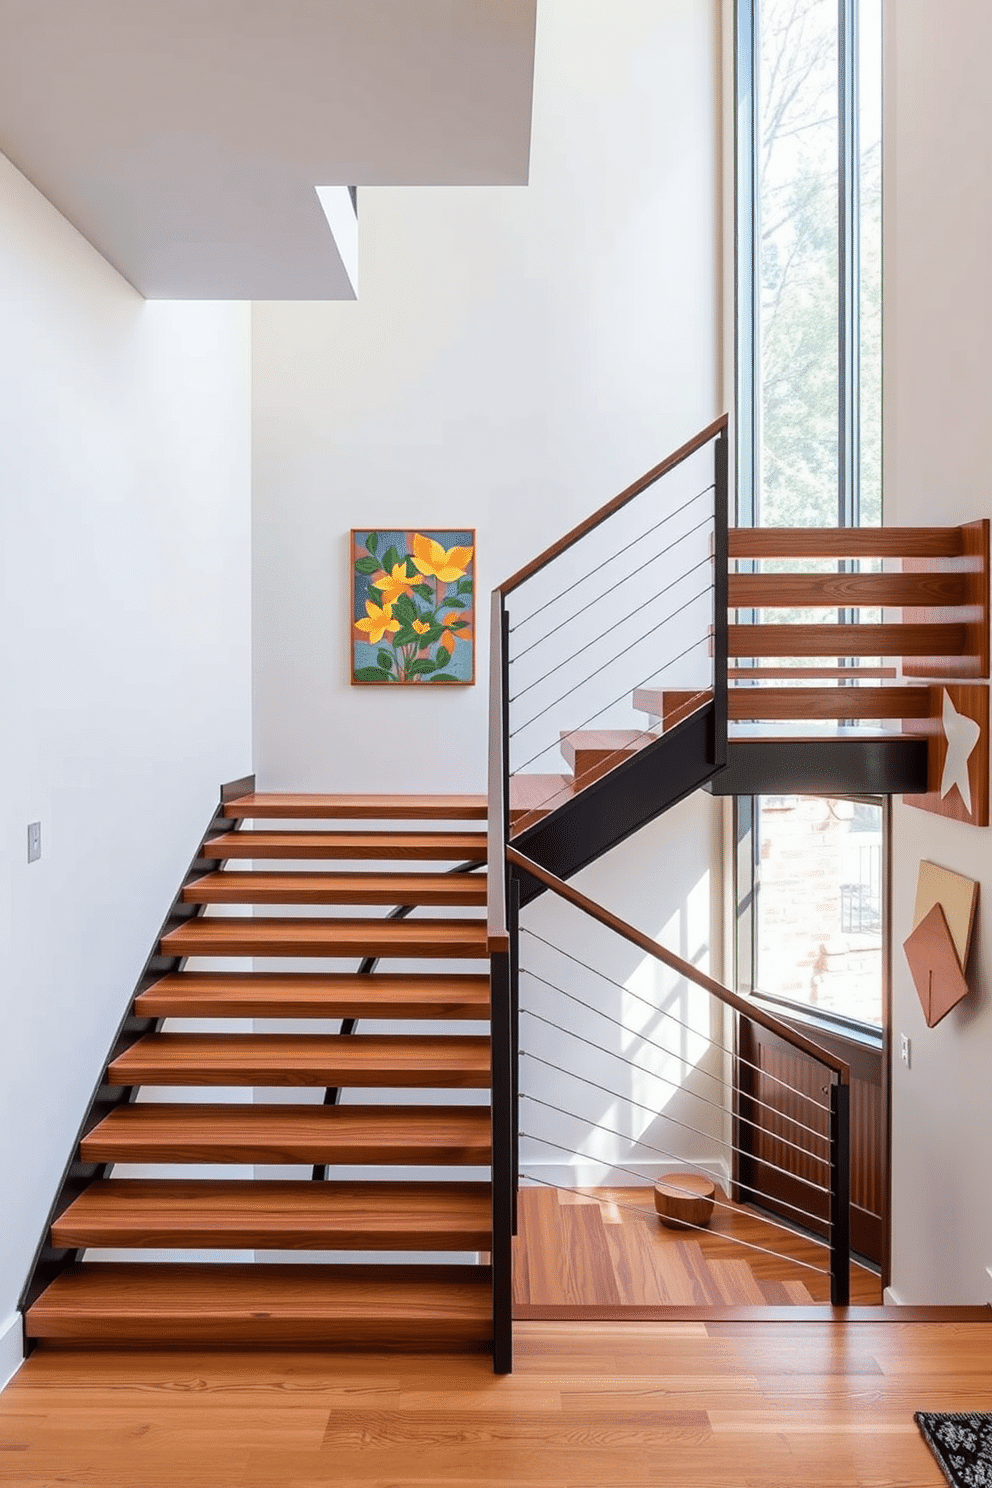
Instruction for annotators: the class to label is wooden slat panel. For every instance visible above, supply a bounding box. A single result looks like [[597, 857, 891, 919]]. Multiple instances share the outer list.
[[727, 686, 930, 721], [160, 915, 488, 960], [223, 793, 488, 821], [181, 871, 487, 907], [108, 1033, 491, 1087], [202, 831, 488, 860], [51, 1181, 492, 1251], [728, 527, 965, 558], [728, 665, 897, 679], [25, 1264, 492, 1349], [134, 971, 490, 1020], [81, 1103, 492, 1165], [728, 572, 967, 608], [903, 517, 990, 679], [728, 622, 965, 658]]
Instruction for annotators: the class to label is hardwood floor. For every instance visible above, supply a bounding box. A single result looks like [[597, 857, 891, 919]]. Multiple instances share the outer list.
[[513, 1186, 882, 1309], [3, 1318, 991, 1485]]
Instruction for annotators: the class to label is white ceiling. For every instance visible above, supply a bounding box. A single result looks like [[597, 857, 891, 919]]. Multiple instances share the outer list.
[[0, 0, 537, 298]]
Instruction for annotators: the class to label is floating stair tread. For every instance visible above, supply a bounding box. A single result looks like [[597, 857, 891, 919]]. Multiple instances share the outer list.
[[182, 871, 487, 907], [134, 971, 491, 1020], [108, 1033, 491, 1087], [160, 915, 489, 959], [81, 1102, 492, 1165], [727, 620, 966, 658], [223, 793, 487, 821], [508, 774, 575, 834], [52, 1181, 492, 1250], [26, 1264, 492, 1349], [559, 730, 651, 770], [725, 685, 931, 721], [203, 830, 488, 860]]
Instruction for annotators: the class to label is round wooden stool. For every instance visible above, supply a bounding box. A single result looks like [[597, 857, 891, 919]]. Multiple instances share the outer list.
[[653, 1173, 716, 1230]]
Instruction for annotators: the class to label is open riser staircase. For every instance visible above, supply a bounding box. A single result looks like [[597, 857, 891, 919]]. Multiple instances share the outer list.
[[22, 417, 991, 1372]]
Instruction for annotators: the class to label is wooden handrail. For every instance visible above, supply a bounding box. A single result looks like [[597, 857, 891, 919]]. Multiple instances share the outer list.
[[487, 589, 509, 954], [506, 845, 850, 1083], [499, 414, 729, 595]]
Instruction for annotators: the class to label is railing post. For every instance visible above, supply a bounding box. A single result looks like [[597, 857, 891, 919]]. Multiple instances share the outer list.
[[712, 428, 729, 770], [508, 869, 520, 1235], [490, 946, 514, 1374], [829, 1075, 851, 1306]]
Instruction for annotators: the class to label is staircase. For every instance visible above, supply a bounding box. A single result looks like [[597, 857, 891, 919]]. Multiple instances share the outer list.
[[24, 792, 497, 1355]]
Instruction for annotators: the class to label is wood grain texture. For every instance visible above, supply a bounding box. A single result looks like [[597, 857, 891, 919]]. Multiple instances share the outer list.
[[902, 517, 990, 679], [508, 772, 575, 835], [729, 571, 968, 608], [8, 1317, 992, 1486], [51, 1181, 492, 1251], [728, 665, 898, 679], [181, 871, 487, 906], [25, 1265, 492, 1350], [108, 1033, 491, 1087], [728, 526, 967, 558], [726, 686, 931, 721], [223, 793, 488, 821], [728, 621, 966, 658], [202, 830, 488, 860], [134, 971, 491, 1020], [160, 915, 489, 959], [903, 682, 990, 825], [81, 1102, 492, 1165]]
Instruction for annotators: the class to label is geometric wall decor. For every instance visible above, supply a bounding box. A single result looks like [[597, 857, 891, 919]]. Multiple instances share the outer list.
[[903, 683, 989, 826], [902, 860, 979, 1027]]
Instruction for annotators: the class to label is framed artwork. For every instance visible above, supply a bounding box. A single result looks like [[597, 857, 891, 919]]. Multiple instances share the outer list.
[[351, 529, 475, 685]]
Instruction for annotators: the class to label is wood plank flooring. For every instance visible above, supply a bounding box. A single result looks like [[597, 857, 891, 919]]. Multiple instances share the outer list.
[[4, 1318, 991, 1485], [513, 1186, 882, 1309]]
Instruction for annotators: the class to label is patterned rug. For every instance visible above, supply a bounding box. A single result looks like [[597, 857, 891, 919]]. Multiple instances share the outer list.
[[915, 1413, 992, 1487]]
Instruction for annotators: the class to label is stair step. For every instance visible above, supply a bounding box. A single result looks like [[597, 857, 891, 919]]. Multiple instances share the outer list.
[[135, 971, 491, 1020], [203, 830, 488, 861], [632, 687, 711, 730], [508, 773, 574, 834], [223, 793, 488, 821], [160, 915, 489, 959], [182, 871, 487, 907], [108, 1033, 491, 1087], [559, 729, 651, 784], [52, 1181, 492, 1251], [25, 1263, 492, 1350], [82, 1102, 492, 1165]]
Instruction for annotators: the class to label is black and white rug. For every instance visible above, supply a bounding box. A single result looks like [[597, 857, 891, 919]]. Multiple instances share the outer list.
[[915, 1413, 992, 1487]]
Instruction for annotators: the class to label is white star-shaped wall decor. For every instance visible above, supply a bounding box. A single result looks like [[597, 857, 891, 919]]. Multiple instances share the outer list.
[[940, 688, 981, 816]]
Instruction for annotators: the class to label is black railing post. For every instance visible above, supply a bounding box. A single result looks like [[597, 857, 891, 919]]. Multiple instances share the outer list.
[[712, 428, 729, 770], [508, 870, 521, 1234], [829, 1075, 851, 1306], [490, 946, 514, 1374]]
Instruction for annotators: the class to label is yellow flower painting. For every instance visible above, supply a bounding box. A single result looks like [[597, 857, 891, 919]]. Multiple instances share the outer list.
[[351, 529, 475, 685]]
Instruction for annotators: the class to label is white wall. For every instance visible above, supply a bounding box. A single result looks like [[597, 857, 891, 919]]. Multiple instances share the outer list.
[[0, 151, 253, 1365], [884, 0, 992, 1302], [251, 0, 726, 1195]]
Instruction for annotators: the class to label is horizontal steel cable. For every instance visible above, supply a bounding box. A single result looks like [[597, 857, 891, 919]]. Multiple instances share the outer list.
[[518, 1140, 831, 1271], [510, 513, 715, 665], [519, 965, 830, 1154], [521, 1049, 831, 1203], [510, 557, 714, 706], [521, 927, 832, 1114], [509, 482, 715, 633]]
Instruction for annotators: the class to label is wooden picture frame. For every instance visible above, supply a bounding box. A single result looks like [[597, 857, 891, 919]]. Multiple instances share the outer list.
[[351, 529, 475, 686]]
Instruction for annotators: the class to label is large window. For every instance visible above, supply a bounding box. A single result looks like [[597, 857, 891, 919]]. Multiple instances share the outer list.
[[735, 0, 884, 1033]]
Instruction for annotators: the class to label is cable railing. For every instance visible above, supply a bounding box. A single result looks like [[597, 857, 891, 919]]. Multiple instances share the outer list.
[[495, 417, 729, 836], [508, 845, 852, 1307]]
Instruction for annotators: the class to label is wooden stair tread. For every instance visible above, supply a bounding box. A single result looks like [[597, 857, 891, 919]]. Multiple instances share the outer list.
[[182, 871, 487, 906], [52, 1181, 492, 1250], [108, 1033, 491, 1087], [508, 773, 575, 833], [26, 1263, 492, 1349], [725, 684, 931, 721], [560, 729, 649, 766], [728, 620, 967, 658], [203, 830, 487, 860], [82, 1102, 492, 1165], [223, 793, 487, 821], [160, 915, 488, 959], [135, 971, 491, 1019]]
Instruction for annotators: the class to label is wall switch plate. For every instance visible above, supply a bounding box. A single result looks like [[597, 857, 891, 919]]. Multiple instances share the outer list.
[[900, 1033, 911, 1068], [27, 822, 41, 862]]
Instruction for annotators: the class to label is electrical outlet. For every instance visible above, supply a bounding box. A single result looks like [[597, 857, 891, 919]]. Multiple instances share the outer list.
[[27, 821, 41, 863], [900, 1033, 911, 1068]]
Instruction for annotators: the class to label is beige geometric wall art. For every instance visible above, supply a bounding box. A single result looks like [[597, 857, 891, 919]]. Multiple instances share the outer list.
[[903, 860, 978, 1027], [903, 683, 989, 827]]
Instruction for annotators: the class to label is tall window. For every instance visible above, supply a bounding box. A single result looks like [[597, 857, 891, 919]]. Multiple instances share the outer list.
[[735, 0, 884, 1031]]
